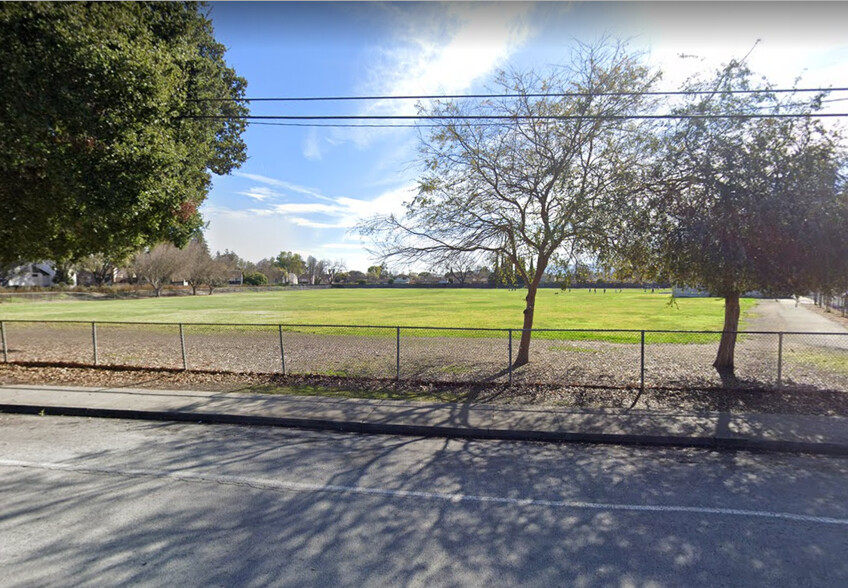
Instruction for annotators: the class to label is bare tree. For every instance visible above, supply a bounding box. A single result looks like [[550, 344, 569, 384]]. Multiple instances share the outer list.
[[360, 40, 658, 366], [182, 238, 213, 295], [305, 255, 327, 284], [201, 258, 231, 294], [133, 243, 185, 297], [324, 258, 346, 284], [441, 251, 480, 285]]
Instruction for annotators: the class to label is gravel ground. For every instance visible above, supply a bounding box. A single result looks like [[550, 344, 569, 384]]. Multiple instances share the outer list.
[[2, 322, 846, 387], [2, 321, 846, 415]]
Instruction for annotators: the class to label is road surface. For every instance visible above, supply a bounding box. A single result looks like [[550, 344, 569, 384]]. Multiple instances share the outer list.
[[1, 415, 848, 586]]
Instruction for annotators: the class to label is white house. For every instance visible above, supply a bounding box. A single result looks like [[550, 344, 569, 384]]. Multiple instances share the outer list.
[[1, 262, 61, 287]]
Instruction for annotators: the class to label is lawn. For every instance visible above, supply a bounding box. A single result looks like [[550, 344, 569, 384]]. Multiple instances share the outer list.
[[0, 287, 756, 333]]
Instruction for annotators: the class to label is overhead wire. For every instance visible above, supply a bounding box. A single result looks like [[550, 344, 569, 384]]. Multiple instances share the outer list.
[[182, 87, 848, 128], [188, 86, 848, 103], [188, 112, 848, 122]]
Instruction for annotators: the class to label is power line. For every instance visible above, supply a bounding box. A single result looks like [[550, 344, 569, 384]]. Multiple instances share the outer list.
[[188, 112, 848, 122], [190, 86, 848, 103]]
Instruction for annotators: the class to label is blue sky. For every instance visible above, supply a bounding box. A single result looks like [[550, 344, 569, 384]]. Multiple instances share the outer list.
[[201, 1, 848, 272]]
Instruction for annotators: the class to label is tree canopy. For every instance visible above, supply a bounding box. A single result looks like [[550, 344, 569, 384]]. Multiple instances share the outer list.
[[361, 41, 658, 365], [0, 2, 247, 264], [614, 61, 848, 376], [274, 251, 306, 279]]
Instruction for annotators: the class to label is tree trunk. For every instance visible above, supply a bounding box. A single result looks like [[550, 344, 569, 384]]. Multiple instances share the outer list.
[[713, 291, 740, 379], [513, 280, 541, 367], [191, 284, 197, 295]]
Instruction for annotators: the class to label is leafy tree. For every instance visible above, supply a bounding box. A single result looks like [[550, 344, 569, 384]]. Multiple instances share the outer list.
[[361, 41, 657, 365], [75, 251, 131, 286], [215, 249, 247, 271], [0, 3, 248, 264], [256, 257, 286, 284], [243, 271, 268, 286], [133, 243, 184, 297], [366, 265, 383, 281], [348, 270, 367, 283], [618, 61, 848, 378], [274, 251, 305, 283]]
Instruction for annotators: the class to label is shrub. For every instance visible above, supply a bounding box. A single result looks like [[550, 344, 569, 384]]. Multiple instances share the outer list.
[[243, 272, 268, 286]]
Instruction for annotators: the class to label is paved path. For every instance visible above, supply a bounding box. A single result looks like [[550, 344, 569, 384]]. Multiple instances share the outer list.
[[745, 299, 848, 351], [746, 298, 848, 333], [2, 383, 848, 455]]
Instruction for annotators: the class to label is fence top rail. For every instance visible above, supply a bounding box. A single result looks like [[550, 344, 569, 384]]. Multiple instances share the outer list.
[[1, 318, 847, 337]]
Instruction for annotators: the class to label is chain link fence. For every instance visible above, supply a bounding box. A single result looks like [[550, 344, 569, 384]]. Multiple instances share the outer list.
[[1, 320, 846, 392]]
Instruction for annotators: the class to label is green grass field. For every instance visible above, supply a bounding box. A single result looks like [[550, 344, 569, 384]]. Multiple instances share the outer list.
[[0, 287, 756, 333]]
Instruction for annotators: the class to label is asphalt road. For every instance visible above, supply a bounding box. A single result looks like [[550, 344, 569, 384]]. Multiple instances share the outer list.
[[2, 415, 848, 587]]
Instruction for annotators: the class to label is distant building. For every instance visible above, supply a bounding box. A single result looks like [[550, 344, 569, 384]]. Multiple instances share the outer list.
[[672, 286, 711, 298], [1, 261, 76, 287], [672, 285, 766, 298]]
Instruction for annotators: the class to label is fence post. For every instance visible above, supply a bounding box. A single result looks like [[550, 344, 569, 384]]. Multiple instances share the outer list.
[[777, 332, 784, 389], [396, 327, 401, 382], [640, 330, 645, 394], [278, 325, 286, 375], [508, 329, 513, 387], [91, 321, 98, 366], [179, 323, 188, 370], [1, 321, 7, 363]]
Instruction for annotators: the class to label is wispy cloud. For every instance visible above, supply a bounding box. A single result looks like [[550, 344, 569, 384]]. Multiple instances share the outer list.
[[238, 186, 281, 201], [302, 129, 324, 161], [234, 172, 332, 201], [227, 176, 414, 230]]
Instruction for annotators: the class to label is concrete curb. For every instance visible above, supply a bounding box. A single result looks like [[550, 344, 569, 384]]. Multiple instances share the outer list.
[[3, 402, 847, 456]]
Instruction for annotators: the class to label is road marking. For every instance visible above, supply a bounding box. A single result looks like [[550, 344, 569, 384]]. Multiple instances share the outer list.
[[2, 458, 848, 526]]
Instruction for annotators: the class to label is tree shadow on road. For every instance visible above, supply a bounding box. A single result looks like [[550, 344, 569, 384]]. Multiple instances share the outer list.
[[2, 417, 848, 587]]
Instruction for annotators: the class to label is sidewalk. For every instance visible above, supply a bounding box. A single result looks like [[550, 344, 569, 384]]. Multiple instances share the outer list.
[[2, 383, 848, 455]]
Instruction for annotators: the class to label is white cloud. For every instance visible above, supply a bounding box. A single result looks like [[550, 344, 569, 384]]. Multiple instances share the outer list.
[[372, 3, 532, 101], [238, 186, 281, 201], [321, 242, 369, 250], [268, 202, 343, 215], [635, 2, 848, 99], [288, 217, 352, 229], [316, 3, 533, 152], [302, 129, 323, 161], [218, 173, 414, 231], [234, 172, 331, 201], [201, 202, 383, 270]]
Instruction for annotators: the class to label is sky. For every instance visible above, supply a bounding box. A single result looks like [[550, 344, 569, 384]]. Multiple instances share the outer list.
[[202, 1, 848, 273]]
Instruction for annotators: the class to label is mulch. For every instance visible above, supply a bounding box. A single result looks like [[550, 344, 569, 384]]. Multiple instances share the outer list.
[[3, 361, 848, 418]]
